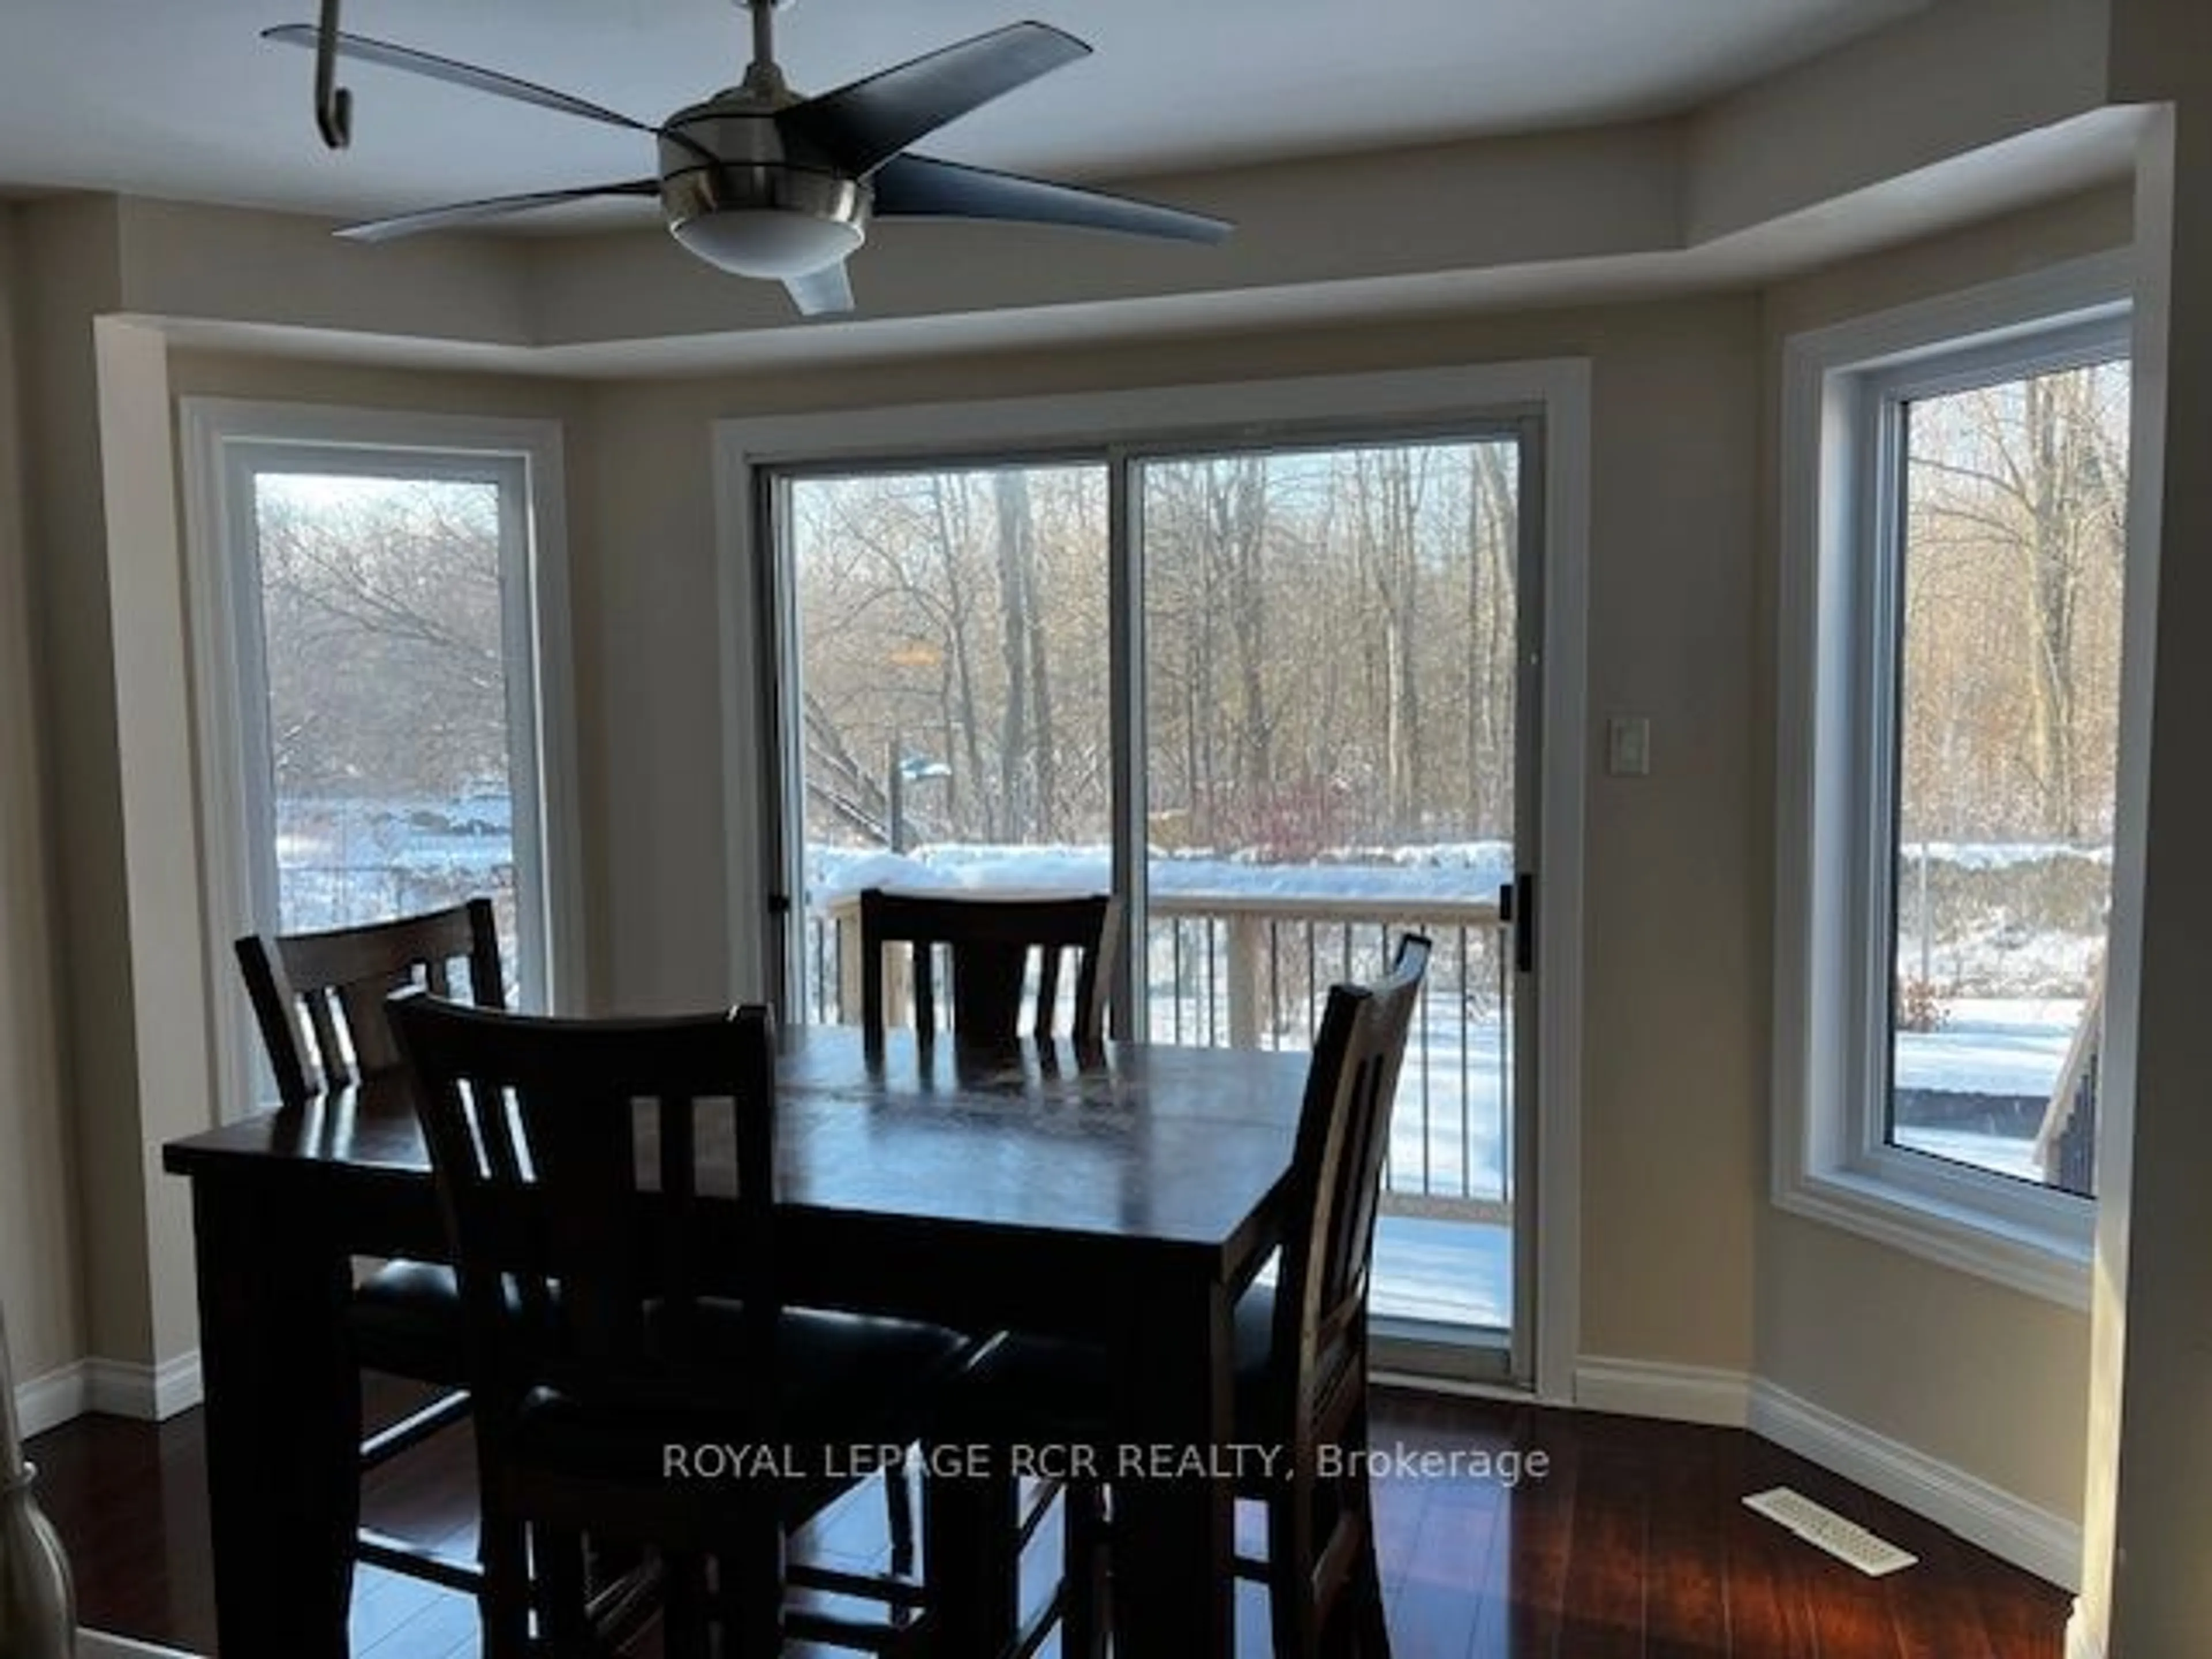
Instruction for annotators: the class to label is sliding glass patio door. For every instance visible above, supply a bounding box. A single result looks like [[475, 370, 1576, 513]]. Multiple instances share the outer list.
[[764, 421, 1542, 1383], [1135, 433, 1537, 1379]]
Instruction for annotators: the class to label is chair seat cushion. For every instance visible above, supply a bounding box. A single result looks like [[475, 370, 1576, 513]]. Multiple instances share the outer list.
[[512, 1304, 974, 1494], [347, 1260, 467, 1384], [1232, 1282, 1279, 1431], [940, 1282, 1281, 1444]]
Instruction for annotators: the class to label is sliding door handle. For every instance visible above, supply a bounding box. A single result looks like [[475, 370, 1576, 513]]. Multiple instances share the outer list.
[[1508, 873, 1535, 974]]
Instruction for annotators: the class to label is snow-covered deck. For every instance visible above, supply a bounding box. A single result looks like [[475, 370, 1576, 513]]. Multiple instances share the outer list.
[[1373, 1213, 1511, 1330], [1893, 997, 2080, 1182]]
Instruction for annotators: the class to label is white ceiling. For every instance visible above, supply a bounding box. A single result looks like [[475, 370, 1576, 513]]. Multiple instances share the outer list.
[[0, 0, 1928, 226]]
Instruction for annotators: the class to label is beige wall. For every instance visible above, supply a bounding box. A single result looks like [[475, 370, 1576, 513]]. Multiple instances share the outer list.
[[2081, 1, 2212, 1645], [1749, 185, 2133, 1524], [0, 207, 82, 1384], [12, 197, 158, 1366], [578, 294, 1768, 1376]]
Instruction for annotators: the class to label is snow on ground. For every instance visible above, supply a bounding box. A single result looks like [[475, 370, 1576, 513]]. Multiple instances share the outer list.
[[807, 840, 2102, 1202], [809, 842, 1517, 908], [1903, 923, 2102, 999], [1891, 1127, 2045, 1183], [271, 816, 2099, 1237], [1904, 840, 2110, 870], [1893, 998, 2079, 1099], [1892, 998, 2081, 1183]]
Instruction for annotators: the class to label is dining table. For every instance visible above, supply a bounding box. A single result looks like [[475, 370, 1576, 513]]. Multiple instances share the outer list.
[[161, 1022, 1311, 1659]]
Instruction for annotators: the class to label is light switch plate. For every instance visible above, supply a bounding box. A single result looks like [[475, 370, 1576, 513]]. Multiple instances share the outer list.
[[1607, 715, 1651, 777]]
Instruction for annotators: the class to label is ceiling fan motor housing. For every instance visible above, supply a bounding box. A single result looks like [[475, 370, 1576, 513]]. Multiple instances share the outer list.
[[657, 97, 871, 279]]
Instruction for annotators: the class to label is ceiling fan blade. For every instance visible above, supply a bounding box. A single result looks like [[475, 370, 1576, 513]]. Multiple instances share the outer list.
[[872, 156, 1233, 245], [784, 22, 1090, 178], [263, 24, 655, 133], [337, 180, 661, 243], [785, 262, 857, 318]]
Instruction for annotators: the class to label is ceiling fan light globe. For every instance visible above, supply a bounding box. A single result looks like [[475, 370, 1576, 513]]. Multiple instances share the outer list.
[[672, 207, 864, 279]]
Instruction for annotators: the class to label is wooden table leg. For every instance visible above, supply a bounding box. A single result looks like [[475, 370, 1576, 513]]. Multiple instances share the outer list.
[[921, 1447, 1020, 1657], [190, 1171, 361, 1659], [1112, 1273, 1236, 1657]]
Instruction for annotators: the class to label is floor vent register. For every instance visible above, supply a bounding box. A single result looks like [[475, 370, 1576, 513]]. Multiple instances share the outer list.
[[1743, 1486, 1919, 1577]]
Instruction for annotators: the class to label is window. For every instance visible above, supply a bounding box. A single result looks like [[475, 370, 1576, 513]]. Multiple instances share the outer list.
[[1775, 255, 2132, 1303], [1885, 359, 2127, 1196], [184, 404, 580, 1108]]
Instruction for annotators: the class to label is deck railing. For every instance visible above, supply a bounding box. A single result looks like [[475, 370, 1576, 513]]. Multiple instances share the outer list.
[[806, 888, 1513, 1224], [2032, 957, 2104, 1198], [273, 853, 1514, 1224]]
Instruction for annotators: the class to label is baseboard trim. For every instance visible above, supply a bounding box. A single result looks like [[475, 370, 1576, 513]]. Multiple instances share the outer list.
[[1557, 1357, 2078, 1590], [13, 1361, 90, 1439], [2064, 1603, 2104, 1659], [79, 1350, 203, 1423], [1748, 1377, 2081, 1592], [17, 1350, 204, 1434], [1573, 1355, 1752, 1427]]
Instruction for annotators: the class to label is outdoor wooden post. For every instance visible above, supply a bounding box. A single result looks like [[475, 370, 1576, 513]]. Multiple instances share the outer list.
[[1226, 912, 1265, 1048]]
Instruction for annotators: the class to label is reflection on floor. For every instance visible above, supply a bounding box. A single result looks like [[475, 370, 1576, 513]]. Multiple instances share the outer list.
[[32, 1384, 2070, 1657]]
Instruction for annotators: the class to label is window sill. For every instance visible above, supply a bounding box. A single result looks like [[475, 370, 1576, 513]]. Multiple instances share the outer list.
[[1775, 1161, 2092, 1311]]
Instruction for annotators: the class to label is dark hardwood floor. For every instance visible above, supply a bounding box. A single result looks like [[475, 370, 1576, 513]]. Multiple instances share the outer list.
[[28, 1385, 2070, 1657]]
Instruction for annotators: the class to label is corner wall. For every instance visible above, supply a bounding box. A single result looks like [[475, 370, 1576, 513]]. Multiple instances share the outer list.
[[11, 198, 143, 1373], [1750, 186, 2133, 1532], [2078, 1, 2212, 1644], [0, 207, 83, 1390]]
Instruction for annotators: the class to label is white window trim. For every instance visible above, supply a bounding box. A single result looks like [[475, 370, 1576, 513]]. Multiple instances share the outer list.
[[1774, 252, 2133, 1309], [180, 400, 585, 1122], [711, 359, 1590, 1404]]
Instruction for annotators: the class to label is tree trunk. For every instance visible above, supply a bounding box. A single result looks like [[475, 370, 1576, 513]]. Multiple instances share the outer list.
[[929, 476, 994, 840], [2022, 376, 2084, 839], [993, 470, 1033, 836]]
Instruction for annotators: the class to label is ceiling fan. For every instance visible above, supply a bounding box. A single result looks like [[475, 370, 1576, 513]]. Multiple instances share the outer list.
[[266, 1, 1233, 316]]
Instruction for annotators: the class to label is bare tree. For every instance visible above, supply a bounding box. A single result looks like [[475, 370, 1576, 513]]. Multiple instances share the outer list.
[[256, 479, 506, 800], [1347, 448, 1429, 832], [787, 440, 1526, 860], [991, 468, 1060, 839], [1905, 361, 2130, 840]]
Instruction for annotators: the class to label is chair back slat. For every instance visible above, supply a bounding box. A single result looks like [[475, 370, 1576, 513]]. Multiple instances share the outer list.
[[305, 991, 354, 1090], [335, 972, 413, 1075], [911, 938, 940, 1034], [857, 889, 1120, 1046], [1033, 948, 1064, 1023], [387, 992, 781, 1414], [1274, 934, 1430, 1424], [236, 897, 504, 1104]]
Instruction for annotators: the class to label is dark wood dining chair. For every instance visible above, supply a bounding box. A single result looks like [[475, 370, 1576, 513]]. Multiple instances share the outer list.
[[233, 897, 505, 1601], [858, 889, 1122, 1047], [853, 887, 1122, 1583], [386, 990, 972, 1658], [1235, 930, 1429, 1658], [946, 933, 1431, 1659]]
